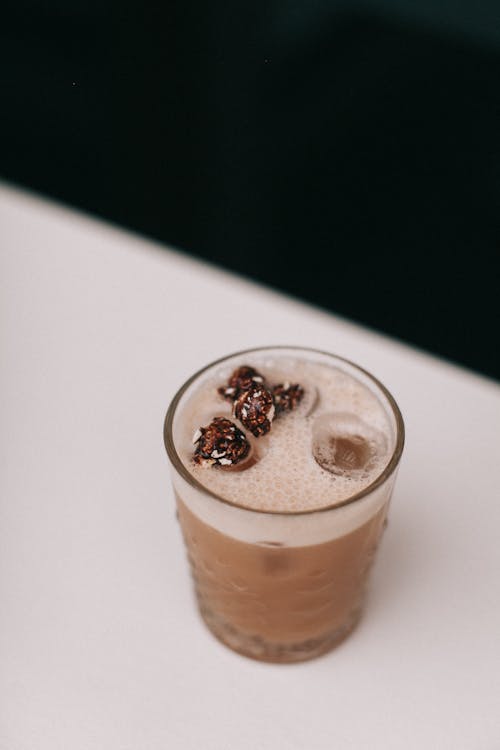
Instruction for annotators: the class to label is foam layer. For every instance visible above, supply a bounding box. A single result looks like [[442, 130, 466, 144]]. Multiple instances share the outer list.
[[175, 355, 394, 513]]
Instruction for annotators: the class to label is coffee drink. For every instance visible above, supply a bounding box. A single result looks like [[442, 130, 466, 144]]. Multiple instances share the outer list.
[[164, 348, 404, 662]]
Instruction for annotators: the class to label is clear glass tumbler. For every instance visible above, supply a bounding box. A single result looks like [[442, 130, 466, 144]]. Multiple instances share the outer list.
[[164, 347, 404, 663]]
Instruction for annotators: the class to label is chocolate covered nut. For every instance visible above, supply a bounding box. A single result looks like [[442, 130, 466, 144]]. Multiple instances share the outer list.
[[234, 384, 275, 437], [273, 382, 304, 414], [193, 417, 250, 466], [218, 365, 265, 401]]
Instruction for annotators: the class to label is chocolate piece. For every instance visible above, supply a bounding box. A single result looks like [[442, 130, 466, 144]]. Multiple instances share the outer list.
[[193, 417, 250, 466], [218, 365, 265, 401], [234, 384, 275, 437], [272, 382, 304, 414]]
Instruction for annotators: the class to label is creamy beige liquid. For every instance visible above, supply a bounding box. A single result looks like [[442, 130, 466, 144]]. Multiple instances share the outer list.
[[176, 494, 388, 661], [171, 353, 397, 662]]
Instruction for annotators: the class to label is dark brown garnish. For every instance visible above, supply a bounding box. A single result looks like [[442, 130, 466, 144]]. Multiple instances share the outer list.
[[218, 365, 265, 401], [193, 417, 250, 466], [234, 384, 275, 437], [273, 382, 304, 414]]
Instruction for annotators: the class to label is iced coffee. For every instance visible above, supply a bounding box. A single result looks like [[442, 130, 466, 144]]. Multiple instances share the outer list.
[[164, 347, 404, 663]]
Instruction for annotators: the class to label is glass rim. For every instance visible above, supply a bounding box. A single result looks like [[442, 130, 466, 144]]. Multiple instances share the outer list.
[[163, 346, 405, 517]]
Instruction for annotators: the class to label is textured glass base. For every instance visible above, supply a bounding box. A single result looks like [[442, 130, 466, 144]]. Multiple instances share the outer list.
[[199, 605, 362, 663]]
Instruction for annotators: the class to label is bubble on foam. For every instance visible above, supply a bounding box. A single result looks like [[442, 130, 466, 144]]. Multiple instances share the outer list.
[[175, 356, 393, 513]]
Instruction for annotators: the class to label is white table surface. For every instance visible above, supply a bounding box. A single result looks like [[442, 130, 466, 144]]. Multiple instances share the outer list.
[[1, 183, 499, 750]]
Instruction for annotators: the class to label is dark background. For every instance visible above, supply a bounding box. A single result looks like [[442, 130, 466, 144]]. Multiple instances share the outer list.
[[2, 1, 499, 379]]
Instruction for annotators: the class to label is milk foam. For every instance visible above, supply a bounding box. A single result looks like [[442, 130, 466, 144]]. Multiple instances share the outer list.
[[175, 355, 394, 513]]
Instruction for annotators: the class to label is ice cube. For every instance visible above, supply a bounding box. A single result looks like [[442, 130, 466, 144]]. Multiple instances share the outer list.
[[284, 382, 319, 417], [312, 412, 387, 477], [299, 384, 319, 417]]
